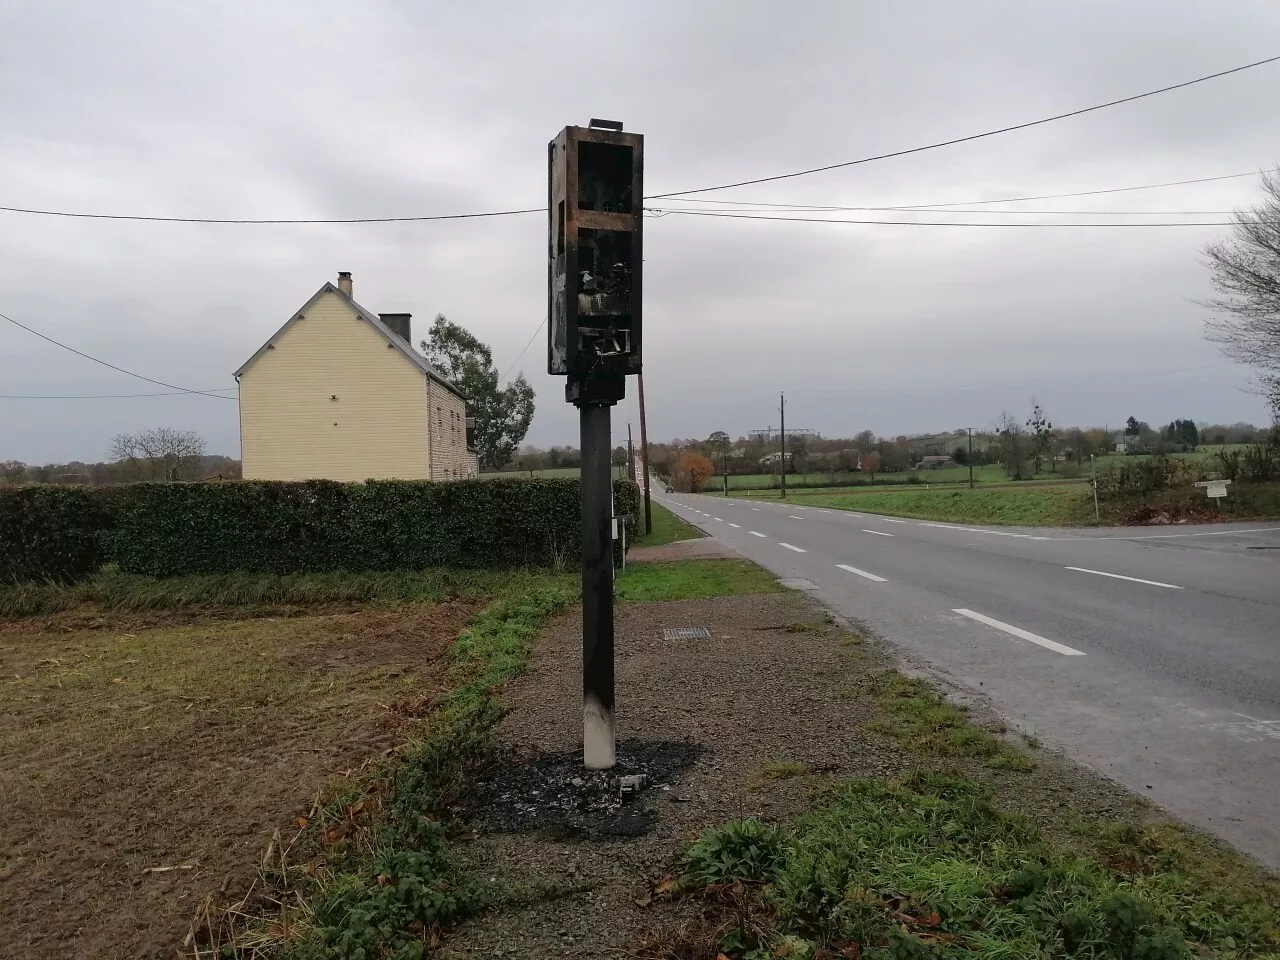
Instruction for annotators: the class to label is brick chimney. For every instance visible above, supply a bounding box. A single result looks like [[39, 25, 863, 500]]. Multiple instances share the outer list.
[[336, 271, 353, 297], [379, 312, 412, 343]]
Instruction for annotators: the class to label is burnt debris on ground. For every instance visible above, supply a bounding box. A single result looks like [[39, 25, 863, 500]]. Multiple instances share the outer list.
[[467, 739, 704, 839]]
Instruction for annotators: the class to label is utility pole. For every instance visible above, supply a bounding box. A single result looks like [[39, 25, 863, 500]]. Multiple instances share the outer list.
[[779, 392, 787, 499], [1090, 453, 1101, 522], [968, 427, 974, 490], [627, 422, 635, 483], [722, 436, 729, 496], [548, 119, 643, 771], [638, 372, 652, 535]]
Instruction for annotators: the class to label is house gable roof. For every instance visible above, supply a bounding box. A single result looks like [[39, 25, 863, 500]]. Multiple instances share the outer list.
[[234, 282, 466, 399]]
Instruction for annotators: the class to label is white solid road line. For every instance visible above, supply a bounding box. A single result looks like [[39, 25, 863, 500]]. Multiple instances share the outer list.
[[779, 542, 807, 552], [836, 563, 888, 582], [952, 608, 1086, 657], [728, 522, 741, 528], [1065, 566, 1183, 589], [750, 531, 767, 537], [862, 529, 895, 537]]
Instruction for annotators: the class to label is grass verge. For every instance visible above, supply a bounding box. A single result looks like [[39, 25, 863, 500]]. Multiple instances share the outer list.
[[797, 486, 1093, 526], [863, 670, 1036, 772], [634, 500, 705, 547], [616, 559, 783, 603], [658, 770, 1280, 959]]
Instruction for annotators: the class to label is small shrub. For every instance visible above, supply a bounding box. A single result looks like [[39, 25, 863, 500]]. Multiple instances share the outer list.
[[681, 820, 788, 886]]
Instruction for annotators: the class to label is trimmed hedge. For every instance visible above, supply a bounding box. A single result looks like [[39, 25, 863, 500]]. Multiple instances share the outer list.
[[0, 478, 640, 582], [0, 486, 112, 583]]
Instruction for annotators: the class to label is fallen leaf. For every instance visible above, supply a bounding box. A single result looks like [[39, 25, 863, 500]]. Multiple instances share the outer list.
[[717, 954, 732, 960], [653, 875, 677, 895], [921, 912, 941, 927], [634, 895, 652, 908], [347, 801, 365, 817], [111, 677, 123, 684], [295, 816, 309, 829]]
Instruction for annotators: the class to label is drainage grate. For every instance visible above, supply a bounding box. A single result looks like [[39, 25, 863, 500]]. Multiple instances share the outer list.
[[662, 627, 711, 641]]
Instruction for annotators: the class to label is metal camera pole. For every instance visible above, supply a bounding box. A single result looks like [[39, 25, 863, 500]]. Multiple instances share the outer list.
[[548, 119, 643, 771]]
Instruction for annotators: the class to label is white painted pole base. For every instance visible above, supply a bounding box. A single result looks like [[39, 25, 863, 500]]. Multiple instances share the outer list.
[[583, 696, 616, 770]]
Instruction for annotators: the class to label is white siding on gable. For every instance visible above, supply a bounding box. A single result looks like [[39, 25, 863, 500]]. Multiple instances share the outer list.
[[239, 291, 430, 481]]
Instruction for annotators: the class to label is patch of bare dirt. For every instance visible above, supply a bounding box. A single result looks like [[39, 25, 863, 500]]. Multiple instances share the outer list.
[[0, 602, 476, 960], [627, 539, 741, 564]]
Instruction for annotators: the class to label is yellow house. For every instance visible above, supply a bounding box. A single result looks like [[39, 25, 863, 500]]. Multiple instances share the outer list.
[[236, 272, 479, 482]]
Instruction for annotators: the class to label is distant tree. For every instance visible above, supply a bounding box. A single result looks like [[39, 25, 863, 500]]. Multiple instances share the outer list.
[[853, 430, 877, 454], [110, 427, 207, 481], [422, 315, 535, 470], [1125, 416, 1142, 438], [952, 445, 969, 466], [707, 430, 730, 449], [674, 452, 715, 492], [996, 412, 1028, 480], [861, 451, 881, 480], [0, 460, 26, 485], [1202, 170, 1280, 418], [1026, 401, 1054, 474]]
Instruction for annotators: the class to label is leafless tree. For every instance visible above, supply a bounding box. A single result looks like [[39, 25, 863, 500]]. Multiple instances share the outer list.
[[995, 411, 1028, 480], [110, 427, 207, 481], [1202, 169, 1280, 421]]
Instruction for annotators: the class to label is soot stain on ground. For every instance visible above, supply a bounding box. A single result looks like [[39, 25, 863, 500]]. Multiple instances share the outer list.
[[468, 739, 704, 839]]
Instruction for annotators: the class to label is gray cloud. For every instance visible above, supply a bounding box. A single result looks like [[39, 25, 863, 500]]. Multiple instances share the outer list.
[[3, 0, 1278, 463]]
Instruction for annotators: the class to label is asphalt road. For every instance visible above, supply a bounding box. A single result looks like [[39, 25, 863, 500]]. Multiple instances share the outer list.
[[655, 489, 1280, 867]]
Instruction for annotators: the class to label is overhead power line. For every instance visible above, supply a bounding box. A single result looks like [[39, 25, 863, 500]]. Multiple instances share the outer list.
[[644, 208, 1234, 227], [0, 204, 542, 225], [650, 170, 1273, 213], [0, 309, 237, 400], [649, 54, 1280, 198], [1, 388, 237, 399], [500, 316, 547, 384]]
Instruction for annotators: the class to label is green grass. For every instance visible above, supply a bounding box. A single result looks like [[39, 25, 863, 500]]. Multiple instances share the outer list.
[[795, 486, 1093, 526], [633, 499, 704, 547], [616, 558, 783, 603], [864, 671, 1036, 772], [672, 771, 1280, 958], [756, 760, 810, 781]]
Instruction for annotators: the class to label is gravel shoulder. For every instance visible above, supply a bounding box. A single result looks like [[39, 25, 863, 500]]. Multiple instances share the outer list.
[[439, 588, 1169, 958]]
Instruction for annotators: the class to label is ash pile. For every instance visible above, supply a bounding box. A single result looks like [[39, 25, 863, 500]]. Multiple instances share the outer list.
[[467, 739, 703, 839]]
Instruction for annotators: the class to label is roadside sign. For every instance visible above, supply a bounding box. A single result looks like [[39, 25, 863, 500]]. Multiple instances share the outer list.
[[1195, 479, 1231, 500]]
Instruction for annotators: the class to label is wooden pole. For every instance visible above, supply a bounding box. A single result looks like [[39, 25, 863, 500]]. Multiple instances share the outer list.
[[638, 373, 653, 534]]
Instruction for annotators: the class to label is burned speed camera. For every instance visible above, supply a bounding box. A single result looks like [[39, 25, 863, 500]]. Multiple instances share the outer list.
[[548, 122, 643, 404]]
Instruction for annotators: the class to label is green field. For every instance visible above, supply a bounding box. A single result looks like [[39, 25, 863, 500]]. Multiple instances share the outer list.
[[481, 465, 631, 480]]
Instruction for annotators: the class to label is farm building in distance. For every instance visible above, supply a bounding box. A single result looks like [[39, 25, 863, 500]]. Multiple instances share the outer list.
[[235, 272, 478, 482]]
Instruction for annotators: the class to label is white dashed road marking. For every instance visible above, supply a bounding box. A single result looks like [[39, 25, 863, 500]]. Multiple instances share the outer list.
[[779, 542, 806, 553], [952, 608, 1086, 657], [1065, 567, 1182, 589], [862, 529, 895, 537], [712, 517, 724, 522], [788, 515, 804, 520], [836, 564, 888, 582], [750, 531, 767, 538], [879, 518, 908, 523], [728, 523, 741, 528]]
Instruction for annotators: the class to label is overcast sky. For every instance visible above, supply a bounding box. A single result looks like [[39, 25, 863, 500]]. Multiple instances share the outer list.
[[3, 1, 1279, 463]]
